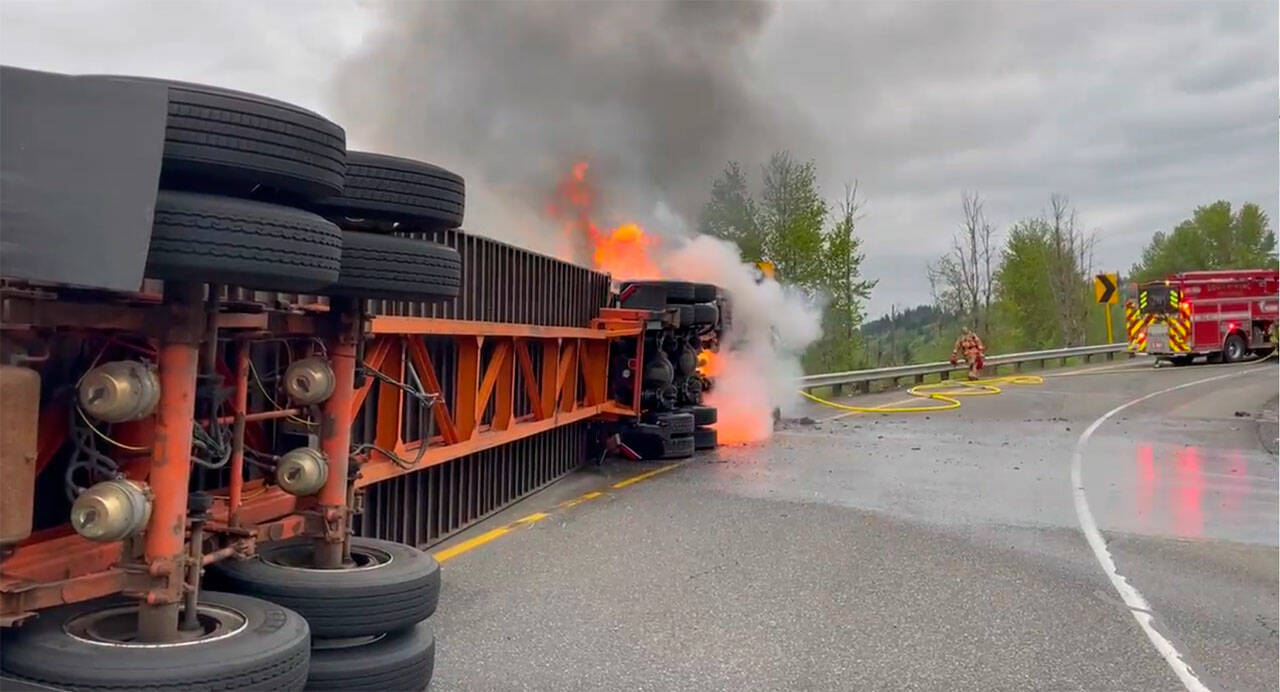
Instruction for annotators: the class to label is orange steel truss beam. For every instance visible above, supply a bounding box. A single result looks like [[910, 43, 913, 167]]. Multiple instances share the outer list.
[[351, 327, 632, 488], [2, 308, 646, 621]]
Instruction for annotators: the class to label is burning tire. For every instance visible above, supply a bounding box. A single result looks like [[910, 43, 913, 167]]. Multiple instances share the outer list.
[[106, 77, 347, 200], [145, 190, 343, 292], [305, 621, 435, 691], [312, 152, 465, 230], [206, 537, 440, 639], [0, 591, 310, 692], [694, 427, 718, 450], [327, 231, 461, 301]]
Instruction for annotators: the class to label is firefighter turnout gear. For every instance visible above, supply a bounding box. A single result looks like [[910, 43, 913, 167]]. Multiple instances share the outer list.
[[950, 329, 985, 380]]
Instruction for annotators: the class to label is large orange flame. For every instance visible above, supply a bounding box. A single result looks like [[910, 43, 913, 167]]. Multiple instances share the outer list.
[[547, 161, 660, 280], [591, 222, 661, 280], [546, 161, 767, 447]]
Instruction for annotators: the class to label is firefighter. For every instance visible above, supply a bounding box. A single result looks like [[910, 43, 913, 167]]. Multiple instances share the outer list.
[[950, 326, 985, 380]]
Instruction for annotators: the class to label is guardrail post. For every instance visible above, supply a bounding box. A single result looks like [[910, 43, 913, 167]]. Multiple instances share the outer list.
[[856, 381, 870, 395], [913, 374, 924, 385]]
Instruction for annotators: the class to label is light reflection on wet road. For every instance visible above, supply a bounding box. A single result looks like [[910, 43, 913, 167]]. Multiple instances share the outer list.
[[431, 357, 1278, 691]]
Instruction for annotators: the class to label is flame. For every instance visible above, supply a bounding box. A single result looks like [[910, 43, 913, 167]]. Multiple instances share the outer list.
[[547, 161, 661, 280], [696, 349, 721, 377], [546, 161, 773, 447], [591, 222, 661, 280]]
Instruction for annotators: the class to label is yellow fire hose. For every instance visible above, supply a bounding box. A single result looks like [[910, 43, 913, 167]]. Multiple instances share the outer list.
[[799, 374, 1045, 413], [800, 349, 1278, 414]]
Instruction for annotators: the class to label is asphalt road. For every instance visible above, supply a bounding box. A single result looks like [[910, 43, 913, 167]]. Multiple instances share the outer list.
[[428, 356, 1278, 691]]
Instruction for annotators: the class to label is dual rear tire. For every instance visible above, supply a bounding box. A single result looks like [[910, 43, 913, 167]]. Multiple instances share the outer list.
[[207, 537, 442, 691]]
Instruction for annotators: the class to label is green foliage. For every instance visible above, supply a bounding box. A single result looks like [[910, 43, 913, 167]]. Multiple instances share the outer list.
[[1129, 201, 1278, 282], [699, 152, 875, 373], [759, 152, 828, 293], [861, 305, 955, 367], [698, 162, 763, 262], [992, 219, 1060, 350], [811, 185, 878, 372]]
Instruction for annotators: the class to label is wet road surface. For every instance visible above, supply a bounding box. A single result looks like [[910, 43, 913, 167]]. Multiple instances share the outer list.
[[429, 357, 1278, 690]]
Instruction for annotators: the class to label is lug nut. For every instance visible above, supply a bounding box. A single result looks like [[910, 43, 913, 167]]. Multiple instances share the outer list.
[[275, 447, 329, 496], [70, 479, 152, 542]]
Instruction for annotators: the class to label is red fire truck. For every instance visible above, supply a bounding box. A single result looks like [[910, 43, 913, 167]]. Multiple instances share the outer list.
[[1137, 269, 1278, 365]]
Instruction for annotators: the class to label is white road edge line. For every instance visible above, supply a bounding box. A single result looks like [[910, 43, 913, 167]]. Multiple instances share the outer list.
[[1071, 365, 1267, 692]]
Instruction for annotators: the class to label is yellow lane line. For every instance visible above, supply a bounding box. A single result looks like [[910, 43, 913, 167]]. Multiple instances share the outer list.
[[558, 491, 604, 509], [513, 512, 550, 525], [432, 464, 683, 563], [433, 526, 513, 563], [611, 463, 680, 489]]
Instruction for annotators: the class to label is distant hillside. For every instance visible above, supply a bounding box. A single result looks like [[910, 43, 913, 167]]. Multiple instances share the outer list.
[[861, 304, 960, 367]]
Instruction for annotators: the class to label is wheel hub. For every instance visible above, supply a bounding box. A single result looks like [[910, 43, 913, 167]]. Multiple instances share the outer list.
[[261, 542, 393, 572], [64, 603, 246, 648]]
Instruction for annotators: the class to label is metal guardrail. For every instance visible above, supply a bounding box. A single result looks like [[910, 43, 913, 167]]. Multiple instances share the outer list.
[[798, 343, 1132, 392]]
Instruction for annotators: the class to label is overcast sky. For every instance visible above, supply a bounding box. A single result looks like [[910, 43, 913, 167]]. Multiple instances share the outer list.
[[3, 0, 1275, 318]]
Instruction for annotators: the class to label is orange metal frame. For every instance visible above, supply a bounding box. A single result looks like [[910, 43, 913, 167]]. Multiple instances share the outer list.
[[1, 307, 646, 623]]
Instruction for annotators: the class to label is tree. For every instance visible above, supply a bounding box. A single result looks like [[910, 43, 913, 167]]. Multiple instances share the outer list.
[[1129, 201, 1278, 283], [698, 162, 763, 262], [759, 151, 827, 293], [927, 190, 995, 333], [993, 219, 1060, 349], [1044, 194, 1093, 345], [815, 183, 878, 370]]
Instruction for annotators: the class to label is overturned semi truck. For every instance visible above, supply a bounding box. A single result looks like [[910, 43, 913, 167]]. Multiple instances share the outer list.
[[0, 67, 721, 690]]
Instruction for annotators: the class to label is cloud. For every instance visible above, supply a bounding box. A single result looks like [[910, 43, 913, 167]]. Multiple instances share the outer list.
[[2, 0, 1275, 316]]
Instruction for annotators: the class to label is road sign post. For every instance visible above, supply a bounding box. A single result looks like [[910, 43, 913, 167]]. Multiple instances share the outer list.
[[1095, 273, 1119, 343]]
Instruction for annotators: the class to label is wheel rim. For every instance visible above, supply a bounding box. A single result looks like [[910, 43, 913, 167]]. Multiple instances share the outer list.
[[63, 603, 247, 649], [1229, 339, 1244, 359], [261, 542, 394, 572]]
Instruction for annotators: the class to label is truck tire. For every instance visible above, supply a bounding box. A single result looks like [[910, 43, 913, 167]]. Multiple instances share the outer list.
[[618, 425, 691, 461], [311, 152, 465, 230], [0, 591, 310, 692], [663, 434, 695, 459], [1223, 333, 1248, 363], [328, 231, 461, 301], [691, 302, 719, 326], [683, 405, 717, 426], [620, 281, 716, 304], [307, 622, 434, 691], [645, 411, 695, 436], [207, 537, 440, 639], [106, 77, 346, 200], [146, 190, 342, 292], [672, 304, 696, 326], [694, 427, 718, 450]]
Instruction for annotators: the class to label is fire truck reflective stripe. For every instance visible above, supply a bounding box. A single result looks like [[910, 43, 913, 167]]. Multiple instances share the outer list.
[[1139, 291, 1148, 310], [1166, 311, 1191, 353]]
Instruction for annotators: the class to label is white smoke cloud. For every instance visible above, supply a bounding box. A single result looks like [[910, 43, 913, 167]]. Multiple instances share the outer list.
[[658, 234, 823, 443]]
